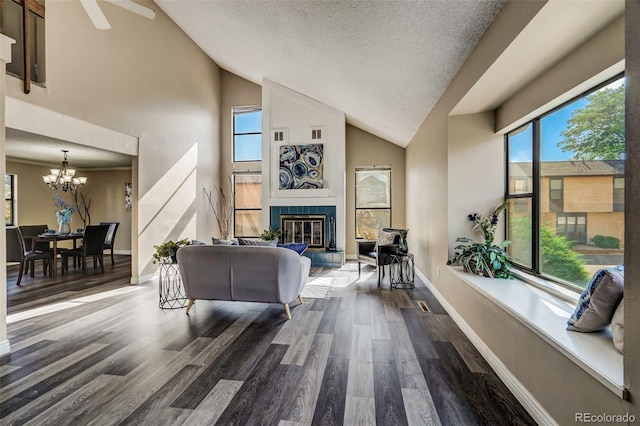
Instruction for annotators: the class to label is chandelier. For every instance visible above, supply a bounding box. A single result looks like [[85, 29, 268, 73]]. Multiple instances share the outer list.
[[42, 150, 88, 192]]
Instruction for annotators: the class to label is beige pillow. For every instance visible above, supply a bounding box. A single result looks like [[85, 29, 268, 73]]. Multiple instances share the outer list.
[[374, 229, 396, 251], [611, 299, 624, 353]]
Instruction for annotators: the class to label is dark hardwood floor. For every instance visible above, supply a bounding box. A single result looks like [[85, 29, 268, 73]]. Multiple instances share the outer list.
[[1, 260, 536, 425]]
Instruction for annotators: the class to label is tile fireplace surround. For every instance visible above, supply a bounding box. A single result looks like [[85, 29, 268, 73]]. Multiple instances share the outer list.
[[270, 206, 343, 267]]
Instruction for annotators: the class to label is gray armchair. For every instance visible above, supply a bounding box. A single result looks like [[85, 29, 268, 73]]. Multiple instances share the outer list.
[[357, 228, 402, 286]]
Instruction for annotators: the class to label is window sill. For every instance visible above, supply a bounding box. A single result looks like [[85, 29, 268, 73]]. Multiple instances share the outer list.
[[448, 266, 626, 399]]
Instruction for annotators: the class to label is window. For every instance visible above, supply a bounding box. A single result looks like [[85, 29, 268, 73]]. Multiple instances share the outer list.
[[506, 76, 625, 290], [556, 213, 587, 244], [613, 177, 624, 212], [355, 168, 391, 239], [234, 173, 262, 237], [549, 178, 563, 212], [5, 174, 15, 225], [233, 106, 262, 162], [1, 0, 46, 93]]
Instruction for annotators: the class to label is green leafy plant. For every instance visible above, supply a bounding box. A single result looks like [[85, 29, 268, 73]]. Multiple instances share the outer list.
[[259, 226, 282, 241], [153, 238, 191, 264], [448, 238, 513, 279], [591, 235, 620, 249], [447, 201, 513, 279]]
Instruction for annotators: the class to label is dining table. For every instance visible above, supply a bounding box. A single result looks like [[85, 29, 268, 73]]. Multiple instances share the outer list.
[[34, 233, 84, 278]]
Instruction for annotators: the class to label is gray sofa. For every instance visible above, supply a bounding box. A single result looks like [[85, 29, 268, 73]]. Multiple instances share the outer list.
[[176, 245, 311, 319]]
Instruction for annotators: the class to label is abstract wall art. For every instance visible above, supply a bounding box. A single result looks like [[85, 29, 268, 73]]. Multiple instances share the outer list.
[[125, 182, 133, 211], [279, 144, 324, 189]]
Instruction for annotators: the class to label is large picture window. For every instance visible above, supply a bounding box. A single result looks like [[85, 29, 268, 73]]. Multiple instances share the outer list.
[[233, 106, 262, 162], [5, 174, 15, 225], [506, 76, 625, 290], [234, 173, 262, 238], [355, 168, 391, 239]]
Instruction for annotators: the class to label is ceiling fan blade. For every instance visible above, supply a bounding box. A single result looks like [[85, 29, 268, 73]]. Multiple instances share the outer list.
[[105, 0, 156, 20], [80, 0, 111, 30]]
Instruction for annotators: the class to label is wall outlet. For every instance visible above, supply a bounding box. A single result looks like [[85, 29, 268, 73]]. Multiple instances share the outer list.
[[437, 266, 440, 277]]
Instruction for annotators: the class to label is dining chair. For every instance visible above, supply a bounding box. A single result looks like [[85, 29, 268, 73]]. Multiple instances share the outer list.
[[18, 224, 50, 275], [61, 224, 110, 274], [99, 221, 120, 266], [6, 226, 53, 286]]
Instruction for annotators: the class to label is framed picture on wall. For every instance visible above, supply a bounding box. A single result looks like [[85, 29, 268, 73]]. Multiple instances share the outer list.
[[125, 182, 132, 211]]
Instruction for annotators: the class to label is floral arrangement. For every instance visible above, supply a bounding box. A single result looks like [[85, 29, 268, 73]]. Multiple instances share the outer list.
[[448, 201, 513, 279], [53, 195, 76, 224]]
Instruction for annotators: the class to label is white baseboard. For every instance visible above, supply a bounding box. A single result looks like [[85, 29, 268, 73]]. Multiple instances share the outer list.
[[114, 250, 131, 255], [0, 339, 10, 356], [130, 272, 156, 284], [415, 268, 557, 426]]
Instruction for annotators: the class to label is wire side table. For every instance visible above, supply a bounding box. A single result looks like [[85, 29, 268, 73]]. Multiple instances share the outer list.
[[389, 253, 415, 290], [158, 262, 188, 309]]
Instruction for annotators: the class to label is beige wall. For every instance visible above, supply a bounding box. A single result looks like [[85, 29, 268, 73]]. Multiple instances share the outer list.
[[587, 212, 624, 244], [406, 0, 636, 422], [564, 176, 613, 213], [83, 169, 133, 253], [4, 0, 222, 277], [6, 161, 133, 252], [447, 112, 504, 255], [345, 124, 405, 257]]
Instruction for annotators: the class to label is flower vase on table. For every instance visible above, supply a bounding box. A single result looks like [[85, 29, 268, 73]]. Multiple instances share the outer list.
[[58, 221, 71, 235], [54, 195, 75, 235]]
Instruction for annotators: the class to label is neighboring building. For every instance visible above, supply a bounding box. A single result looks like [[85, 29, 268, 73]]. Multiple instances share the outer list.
[[510, 160, 625, 246]]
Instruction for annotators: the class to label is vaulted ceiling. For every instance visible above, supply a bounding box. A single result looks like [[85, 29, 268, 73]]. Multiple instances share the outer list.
[[155, 0, 506, 147]]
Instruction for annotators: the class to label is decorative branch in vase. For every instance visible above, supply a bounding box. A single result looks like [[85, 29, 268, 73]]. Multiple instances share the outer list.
[[447, 200, 513, 279], [71, 188, 91, 228], [203, 178, 234, 240]]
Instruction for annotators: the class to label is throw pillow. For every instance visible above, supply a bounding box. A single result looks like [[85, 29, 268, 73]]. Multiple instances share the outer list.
[[237, 238, 278, 247], [611, 299, 624, 353], [277, 242, 309, 255], [567, 265, 624, 332], [212, 237, 235, 246], [191, 240, 207, 246], [374, 229, 397, 251]]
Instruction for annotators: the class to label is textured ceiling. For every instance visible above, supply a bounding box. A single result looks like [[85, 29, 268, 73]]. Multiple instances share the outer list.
[[155, 0, 506, 147], [5, 128, 132, 169]]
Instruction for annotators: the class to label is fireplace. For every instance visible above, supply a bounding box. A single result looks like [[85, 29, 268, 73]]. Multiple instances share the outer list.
[[280, 215, 326, 249]]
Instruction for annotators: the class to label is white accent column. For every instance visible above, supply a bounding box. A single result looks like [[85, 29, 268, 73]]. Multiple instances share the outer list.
[[0, 34, 16, 356]]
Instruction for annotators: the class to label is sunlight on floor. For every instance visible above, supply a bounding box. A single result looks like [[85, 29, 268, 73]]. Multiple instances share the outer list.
[[7, 286, 144, 324]]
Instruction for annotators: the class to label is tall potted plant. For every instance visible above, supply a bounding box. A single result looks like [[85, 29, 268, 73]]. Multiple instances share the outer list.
[[447, 201, 513, 279]]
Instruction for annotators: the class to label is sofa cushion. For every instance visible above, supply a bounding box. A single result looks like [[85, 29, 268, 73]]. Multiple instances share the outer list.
[[277, 242, 309, 255], [567, 265, 624, 332], [212, 237, 235, 246], [611, 299, 624, 353], [237, 238, 278, 247]]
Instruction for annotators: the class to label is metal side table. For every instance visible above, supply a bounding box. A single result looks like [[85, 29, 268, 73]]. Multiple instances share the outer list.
[[389, 253, 415, 289], [158, 261, 188, 309]]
